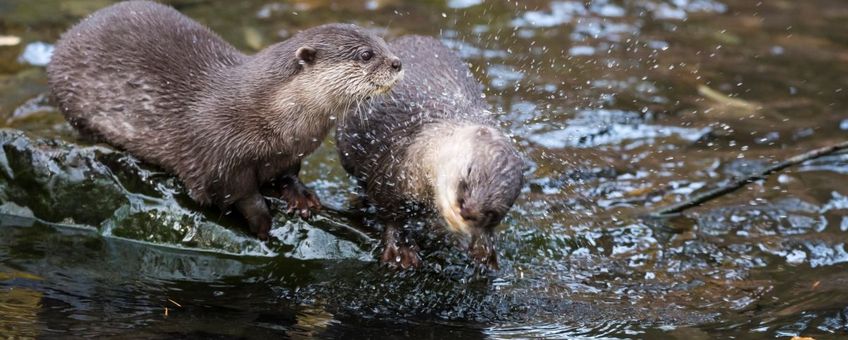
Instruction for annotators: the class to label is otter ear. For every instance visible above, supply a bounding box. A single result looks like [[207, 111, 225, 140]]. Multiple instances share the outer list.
[[296, 46, 316, 64]]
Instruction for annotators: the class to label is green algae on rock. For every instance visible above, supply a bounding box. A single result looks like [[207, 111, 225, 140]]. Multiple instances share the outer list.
[[0, 129, 372, 260]]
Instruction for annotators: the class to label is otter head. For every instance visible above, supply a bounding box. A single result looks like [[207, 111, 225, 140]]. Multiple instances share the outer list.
[[291, 24, 403, 101], [429, 124, 525, 270]]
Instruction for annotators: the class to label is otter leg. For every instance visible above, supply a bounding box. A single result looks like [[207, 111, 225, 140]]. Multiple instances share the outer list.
[[276, 172, 321, 220], [235, 192, 273, 241], [380, 222, 421, 269]]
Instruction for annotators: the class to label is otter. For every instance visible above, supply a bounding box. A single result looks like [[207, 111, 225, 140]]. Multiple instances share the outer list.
[[47, 1, 403, 240], [336, 36, 525, 269]]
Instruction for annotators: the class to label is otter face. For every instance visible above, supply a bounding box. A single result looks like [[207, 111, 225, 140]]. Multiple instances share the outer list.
[[430, 125, 525, 270], [457, 137, 524, 269], [294, 24, 403, 101]]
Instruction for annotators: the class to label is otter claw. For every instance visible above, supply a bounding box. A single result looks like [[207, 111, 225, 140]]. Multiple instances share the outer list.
[[279, 179, 321, 220], [380, 243, 421, 269], [380, 224, 421, 269]]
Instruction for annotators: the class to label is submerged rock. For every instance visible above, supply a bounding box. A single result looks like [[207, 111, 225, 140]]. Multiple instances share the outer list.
[[0, 129, 373, 260]]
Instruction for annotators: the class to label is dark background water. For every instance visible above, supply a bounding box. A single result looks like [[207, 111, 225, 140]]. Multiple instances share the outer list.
[[1, 0, 847, 338]]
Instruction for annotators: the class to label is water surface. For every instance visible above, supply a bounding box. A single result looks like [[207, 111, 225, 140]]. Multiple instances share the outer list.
[[1, 0, 847, 338]]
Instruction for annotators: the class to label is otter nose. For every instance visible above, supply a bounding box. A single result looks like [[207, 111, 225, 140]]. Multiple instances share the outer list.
[[390, 57, 402, 71], [460, 205, 480, 222]]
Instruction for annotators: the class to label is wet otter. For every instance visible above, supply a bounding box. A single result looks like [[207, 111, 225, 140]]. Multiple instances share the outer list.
[[336, 36, 525, 269], [47, 1, 403, 239]]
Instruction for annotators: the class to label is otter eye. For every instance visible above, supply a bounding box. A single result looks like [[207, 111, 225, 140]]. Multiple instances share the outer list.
[[360, 50, 374, 61]]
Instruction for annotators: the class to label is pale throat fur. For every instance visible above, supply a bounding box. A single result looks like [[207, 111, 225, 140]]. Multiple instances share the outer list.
[[266, 59, 399, 160]]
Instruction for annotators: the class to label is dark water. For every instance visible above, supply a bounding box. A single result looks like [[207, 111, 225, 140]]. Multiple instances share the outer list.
[[1, 0, 848, 338]]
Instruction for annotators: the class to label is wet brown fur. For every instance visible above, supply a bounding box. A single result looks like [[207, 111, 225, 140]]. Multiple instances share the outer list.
[[337, 36, 524, 269], [47, 0, 402, 238]]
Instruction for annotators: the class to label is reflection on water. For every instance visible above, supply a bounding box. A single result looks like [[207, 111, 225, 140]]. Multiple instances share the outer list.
[[1, 0, 847, 338], [524, 109, 710, 148]]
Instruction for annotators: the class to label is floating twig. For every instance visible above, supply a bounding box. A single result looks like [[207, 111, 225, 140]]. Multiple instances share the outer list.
[[651, 140, 848, 217], [167, 298, 182, 308]]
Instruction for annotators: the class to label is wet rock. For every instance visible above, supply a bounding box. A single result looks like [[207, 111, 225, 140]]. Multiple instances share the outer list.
[[0, 129, 127, 225], [0, 129, 372, 260]]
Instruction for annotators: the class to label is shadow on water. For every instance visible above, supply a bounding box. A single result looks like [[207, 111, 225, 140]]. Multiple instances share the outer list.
[[1, 0, 848, 338]]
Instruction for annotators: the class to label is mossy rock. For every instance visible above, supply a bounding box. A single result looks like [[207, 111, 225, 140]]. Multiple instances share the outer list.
[[0, 129, 372, 260]]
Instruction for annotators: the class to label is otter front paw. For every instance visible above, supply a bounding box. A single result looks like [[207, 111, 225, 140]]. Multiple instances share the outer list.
[[380, 224, 421, 269], [279, 178, 321, 219], [380, 242, 421, 269]]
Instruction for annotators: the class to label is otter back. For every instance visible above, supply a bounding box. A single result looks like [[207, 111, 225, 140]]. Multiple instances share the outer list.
[[48, 1, 242, 145]]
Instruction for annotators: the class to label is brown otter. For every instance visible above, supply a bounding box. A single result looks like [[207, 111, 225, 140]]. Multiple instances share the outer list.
[[336, 36, 525, 269], [47, 1, 403, 240]]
